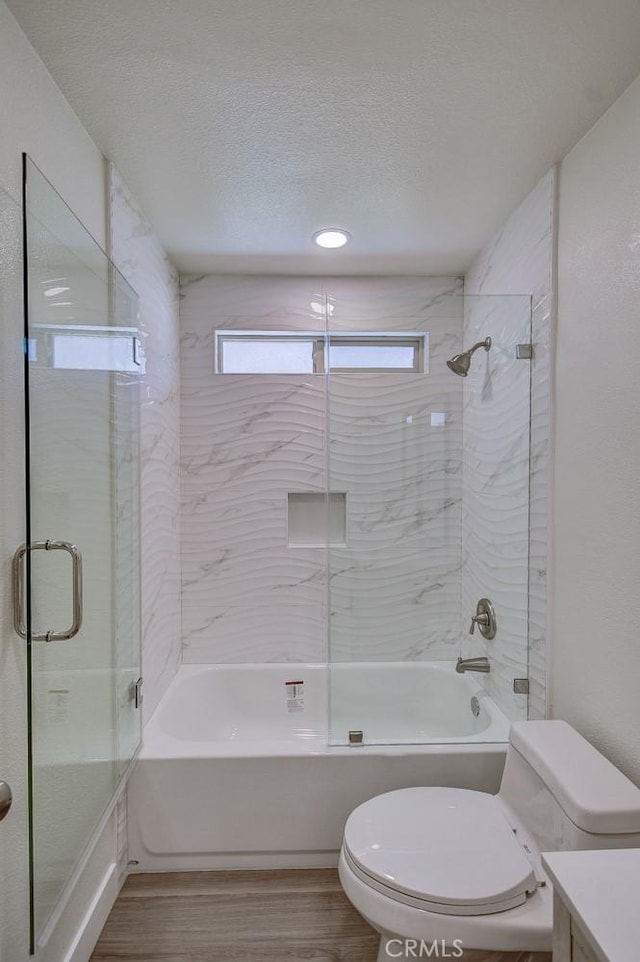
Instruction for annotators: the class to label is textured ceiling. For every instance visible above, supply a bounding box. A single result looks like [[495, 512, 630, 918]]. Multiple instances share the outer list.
[[8, 0, 640, 274]]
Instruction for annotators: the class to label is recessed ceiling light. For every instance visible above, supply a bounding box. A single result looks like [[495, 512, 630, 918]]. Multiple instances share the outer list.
[[313, 229, 351, 249], [309, 300, 335, 316]]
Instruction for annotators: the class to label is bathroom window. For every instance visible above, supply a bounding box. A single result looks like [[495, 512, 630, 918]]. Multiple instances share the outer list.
[[32, 324, 143, 373], [328, 338, 424, 372], [216, 333, 320, 374], [215, 331, 427, 374]]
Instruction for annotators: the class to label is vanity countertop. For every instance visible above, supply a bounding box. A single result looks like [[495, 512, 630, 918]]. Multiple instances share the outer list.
[[542, 849, 640, 962]]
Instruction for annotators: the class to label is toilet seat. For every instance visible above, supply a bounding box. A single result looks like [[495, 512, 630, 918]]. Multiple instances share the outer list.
[[343, 787, 538, 917]]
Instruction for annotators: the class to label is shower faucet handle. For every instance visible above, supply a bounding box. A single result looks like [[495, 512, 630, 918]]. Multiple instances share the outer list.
[[469, 612, 489, 635], [468, 599, 497, 640]]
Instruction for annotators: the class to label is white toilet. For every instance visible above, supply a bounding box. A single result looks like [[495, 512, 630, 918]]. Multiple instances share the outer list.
[[339, 720, 640, 959]]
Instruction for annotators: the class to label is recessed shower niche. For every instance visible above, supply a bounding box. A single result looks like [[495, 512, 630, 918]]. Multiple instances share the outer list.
[[287, 492, 347, 546]]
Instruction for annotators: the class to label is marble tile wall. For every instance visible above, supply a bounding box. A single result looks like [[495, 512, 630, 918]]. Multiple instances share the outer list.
[[460, 294, 532, 721], [463, 169, 556, 720], [179, 275, 463, 664], [328, 348, 463, 662], [108, 165, 182, 722]]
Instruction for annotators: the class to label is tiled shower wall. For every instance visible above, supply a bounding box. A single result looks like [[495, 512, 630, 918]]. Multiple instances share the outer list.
[[179, 276, 464, 664], [109, 165, 182, 721], [327, 285, 465, 662], [463, 168, 556, 720], [460, 293, 533, 722]]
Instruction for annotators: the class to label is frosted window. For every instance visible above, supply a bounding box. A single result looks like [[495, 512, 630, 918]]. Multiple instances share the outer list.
[[329, 344, 417, 370], [52, 334, 140, 372], [216, 331, 427, 374], [220, 338, 317, 374]]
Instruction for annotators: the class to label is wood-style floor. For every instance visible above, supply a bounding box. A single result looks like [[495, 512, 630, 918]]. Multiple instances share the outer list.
[[90, 869, 553, 962], [90, 869, 380, 962]]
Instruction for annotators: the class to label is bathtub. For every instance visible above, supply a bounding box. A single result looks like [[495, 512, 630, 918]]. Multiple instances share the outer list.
[[128, 662, 510, 872]]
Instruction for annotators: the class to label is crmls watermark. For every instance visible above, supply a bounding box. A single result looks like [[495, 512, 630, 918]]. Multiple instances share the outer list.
[[383, 938, 464, 959]]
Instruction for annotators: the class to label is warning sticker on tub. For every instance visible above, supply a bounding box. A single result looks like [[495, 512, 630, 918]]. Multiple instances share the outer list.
[[285, 680, 304, 712]]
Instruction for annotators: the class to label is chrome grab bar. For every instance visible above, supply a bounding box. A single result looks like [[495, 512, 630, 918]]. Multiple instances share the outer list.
[[12, 540, 83, 642]]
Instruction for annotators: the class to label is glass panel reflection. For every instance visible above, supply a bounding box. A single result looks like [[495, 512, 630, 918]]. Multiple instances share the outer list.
[[327, 293, 531, 746], [23, 157, 141, 944]]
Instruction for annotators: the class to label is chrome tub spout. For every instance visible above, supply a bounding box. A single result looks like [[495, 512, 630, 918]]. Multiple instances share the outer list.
[[455, 656, 490, 673]]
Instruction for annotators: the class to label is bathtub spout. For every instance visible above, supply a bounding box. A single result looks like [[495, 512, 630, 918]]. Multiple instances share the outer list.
[[455, 656, 490, 673]]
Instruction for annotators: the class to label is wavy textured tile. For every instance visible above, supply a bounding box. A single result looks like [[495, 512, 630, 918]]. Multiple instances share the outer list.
[[326, 276, 463, 324], [330, 546, 461, 662], [181, 376, 325, 489], [330, 608, 459, 662], [109, 165, 181, 723], [463, 169, 555, 721], [460, 299, 531, 721], [182, 604, 325, 664], [329, 372, 461, 555], [180, 275, 464, 665], [183, 545, 325, 608], [180, 274, 328, 324]]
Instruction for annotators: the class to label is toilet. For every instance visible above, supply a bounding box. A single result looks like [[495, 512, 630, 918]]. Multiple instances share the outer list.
[[339, 720, 640, 959]]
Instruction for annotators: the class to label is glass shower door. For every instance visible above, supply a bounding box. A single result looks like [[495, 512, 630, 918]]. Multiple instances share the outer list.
[[327, 290, 465, 745], [21, 157, 141, 946], [460, 295, 532, 725], [327, 290, 532, 745]]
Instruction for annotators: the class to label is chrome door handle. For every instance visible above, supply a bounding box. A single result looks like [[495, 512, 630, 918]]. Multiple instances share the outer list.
[[0, 782, 12, 822], [12, 541, 83, 642]]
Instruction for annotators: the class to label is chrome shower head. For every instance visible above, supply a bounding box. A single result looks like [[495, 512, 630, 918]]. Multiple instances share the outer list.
[[446, 336, 491, 376], [446, 352, 472, 377]]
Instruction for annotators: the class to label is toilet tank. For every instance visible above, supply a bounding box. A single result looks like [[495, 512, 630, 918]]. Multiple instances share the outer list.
[[498, 720, 640, 852]]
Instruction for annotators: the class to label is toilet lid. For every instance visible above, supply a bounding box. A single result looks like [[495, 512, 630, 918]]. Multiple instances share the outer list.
[[343, 787, 538, 916]]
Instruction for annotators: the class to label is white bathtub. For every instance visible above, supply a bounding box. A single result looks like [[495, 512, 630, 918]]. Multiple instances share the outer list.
[[128, 662, 510, 872]]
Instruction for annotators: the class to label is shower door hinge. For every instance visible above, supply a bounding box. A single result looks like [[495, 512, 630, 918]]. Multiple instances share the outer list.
[[130, 676, 143, 709], [515, 344, 533, 360], [513, 678, 529, 695]]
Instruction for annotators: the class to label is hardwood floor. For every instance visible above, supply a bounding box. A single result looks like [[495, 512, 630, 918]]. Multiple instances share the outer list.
[[90, 869, 552, 962], [90, 869, 380, 962]]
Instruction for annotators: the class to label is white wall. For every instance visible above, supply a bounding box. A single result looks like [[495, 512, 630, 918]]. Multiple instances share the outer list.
[[553, 73, 640, 785], [464, 170, 556, 721], [0, 6, 104, 241]]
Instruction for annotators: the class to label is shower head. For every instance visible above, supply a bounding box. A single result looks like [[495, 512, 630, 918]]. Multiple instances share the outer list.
[[446, 337, 492, 376]]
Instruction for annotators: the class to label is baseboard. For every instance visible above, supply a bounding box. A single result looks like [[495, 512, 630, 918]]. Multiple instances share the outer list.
[[128, 851, 340, 873], [62, 862, 118, 962]]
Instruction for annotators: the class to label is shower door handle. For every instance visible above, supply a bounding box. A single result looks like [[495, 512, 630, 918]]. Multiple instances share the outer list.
[[0, 782, 12, 822], [12, 541, 83, 642]]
